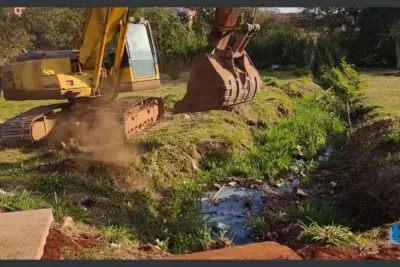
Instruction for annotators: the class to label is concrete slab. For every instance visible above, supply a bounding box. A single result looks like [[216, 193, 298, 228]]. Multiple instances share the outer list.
[[169, 241, 302, 260], [0, 209, 54, 259]]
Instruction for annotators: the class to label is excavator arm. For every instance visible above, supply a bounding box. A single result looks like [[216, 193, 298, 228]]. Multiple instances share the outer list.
[[174, 7, 262, 113], [210, 8, 241, 50], [76, 8, 129, 92]]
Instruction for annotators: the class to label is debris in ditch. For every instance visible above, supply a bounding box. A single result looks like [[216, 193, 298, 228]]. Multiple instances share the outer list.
[[0, 188, 15, 197], [296, 189, 308, 197], [202, 185, 264, 245], [244, 197, 252, 209], [211, 184, 225, 202], [213, 183, 221, 190], [290, 177, 301, 189], [215, 222, 231, 231], [275, 179, 286, 188], [109, 243, 119, 249], [228, 207, 234, 217], [228, 182, 237, 186], [277, 186, 294, 193], [330, 181, 337, 187], [138, 244, 153, 251], [296, 145, 304, 156], [267, 231, 278, 240], [81, 198, 96, 208]]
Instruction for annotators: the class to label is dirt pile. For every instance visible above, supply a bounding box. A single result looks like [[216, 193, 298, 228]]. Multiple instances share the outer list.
[[296, 245, 400, 260], [170, 241, 302, 260], [42, 229, 98, 259]]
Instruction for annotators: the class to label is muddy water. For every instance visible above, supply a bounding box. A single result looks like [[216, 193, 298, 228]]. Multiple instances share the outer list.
[[201, 186, 264, 245], [200, 144, 335, 245]]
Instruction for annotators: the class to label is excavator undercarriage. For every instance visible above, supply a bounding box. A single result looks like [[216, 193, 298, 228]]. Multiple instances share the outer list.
[[1, 96, 163, 147]]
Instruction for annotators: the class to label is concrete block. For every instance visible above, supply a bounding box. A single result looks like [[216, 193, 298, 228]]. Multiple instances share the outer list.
[[0, 209, 54, 259]]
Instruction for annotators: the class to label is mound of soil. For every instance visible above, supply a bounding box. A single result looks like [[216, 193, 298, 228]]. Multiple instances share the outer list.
[[296, 246, 362, 260], [41, 229, 98, 259], [296, 245, 400, 260]]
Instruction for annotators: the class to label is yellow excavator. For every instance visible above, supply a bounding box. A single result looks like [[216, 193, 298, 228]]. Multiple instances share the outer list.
[[0, 7, 261, 147]]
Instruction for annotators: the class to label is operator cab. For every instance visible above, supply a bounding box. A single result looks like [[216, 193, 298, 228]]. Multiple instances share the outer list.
[[104, 19, 160, 92]]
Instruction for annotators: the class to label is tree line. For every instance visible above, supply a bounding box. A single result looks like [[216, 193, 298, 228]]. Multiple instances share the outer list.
[[0, 7, 399, 72]]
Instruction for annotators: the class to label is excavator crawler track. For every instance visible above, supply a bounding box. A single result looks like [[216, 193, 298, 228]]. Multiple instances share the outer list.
[[83, 97, 164, 142], [0, 97, 164, 148], [1, 103, 72, 147]]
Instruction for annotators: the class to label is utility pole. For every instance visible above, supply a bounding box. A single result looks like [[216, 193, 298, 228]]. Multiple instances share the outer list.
[[396, 41, 400, 69]]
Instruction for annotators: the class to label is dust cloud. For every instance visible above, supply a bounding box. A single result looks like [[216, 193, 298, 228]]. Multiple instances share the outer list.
[[47, 105, 139, 165]]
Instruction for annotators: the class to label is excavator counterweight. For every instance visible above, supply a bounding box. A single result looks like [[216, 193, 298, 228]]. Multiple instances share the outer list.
[[174, 8, 262, 113]]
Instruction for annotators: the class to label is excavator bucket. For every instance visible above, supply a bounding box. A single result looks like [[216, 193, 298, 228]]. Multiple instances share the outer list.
[[174, 51, 261, 113], [174, 8, 262, 113]]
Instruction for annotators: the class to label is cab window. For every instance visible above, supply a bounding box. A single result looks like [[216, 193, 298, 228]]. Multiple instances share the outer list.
[[126, 23, 156, 78]]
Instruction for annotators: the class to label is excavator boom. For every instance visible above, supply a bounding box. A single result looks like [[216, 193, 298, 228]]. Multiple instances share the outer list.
[[77, 8, 129, 92], [77, 8, 128, 69]]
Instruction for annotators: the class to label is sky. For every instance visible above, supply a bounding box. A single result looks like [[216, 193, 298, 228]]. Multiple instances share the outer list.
[[278, 8, 303, 13]]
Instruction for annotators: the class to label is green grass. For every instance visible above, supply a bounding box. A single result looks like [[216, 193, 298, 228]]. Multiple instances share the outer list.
[[0, 69, 333, 255], [289, 200, 346, 226], [102, 225, 135, 244], [298, 222, 374, 251], [360, 72, 400, 119], [247, 211, 288, 241], [0, 190, 48, 212], [201, 90, 344, 181], [0, 98, 65, 121]]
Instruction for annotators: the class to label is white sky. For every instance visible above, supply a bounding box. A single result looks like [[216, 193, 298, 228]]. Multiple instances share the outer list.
[[278, 8, 303, 13]]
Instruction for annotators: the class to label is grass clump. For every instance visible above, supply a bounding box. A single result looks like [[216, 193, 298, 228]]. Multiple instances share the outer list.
[[102, 225, 135, 244], [247, 211, 288, 241], [51, 192, 86, 220], [36, 172, 76, 194], [0, 190, 48, 212], [289, 200, 346, 226], [298, 222, 373, 251]]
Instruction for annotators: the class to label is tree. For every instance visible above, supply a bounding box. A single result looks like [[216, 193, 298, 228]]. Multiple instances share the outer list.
[[192, 8, 215, 43], [129, 8, 208, 77], [0, 8, 33, 65], [301, 8, 400, 68], [388, 20, 400, 69], [22, 8, 87, 50]]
